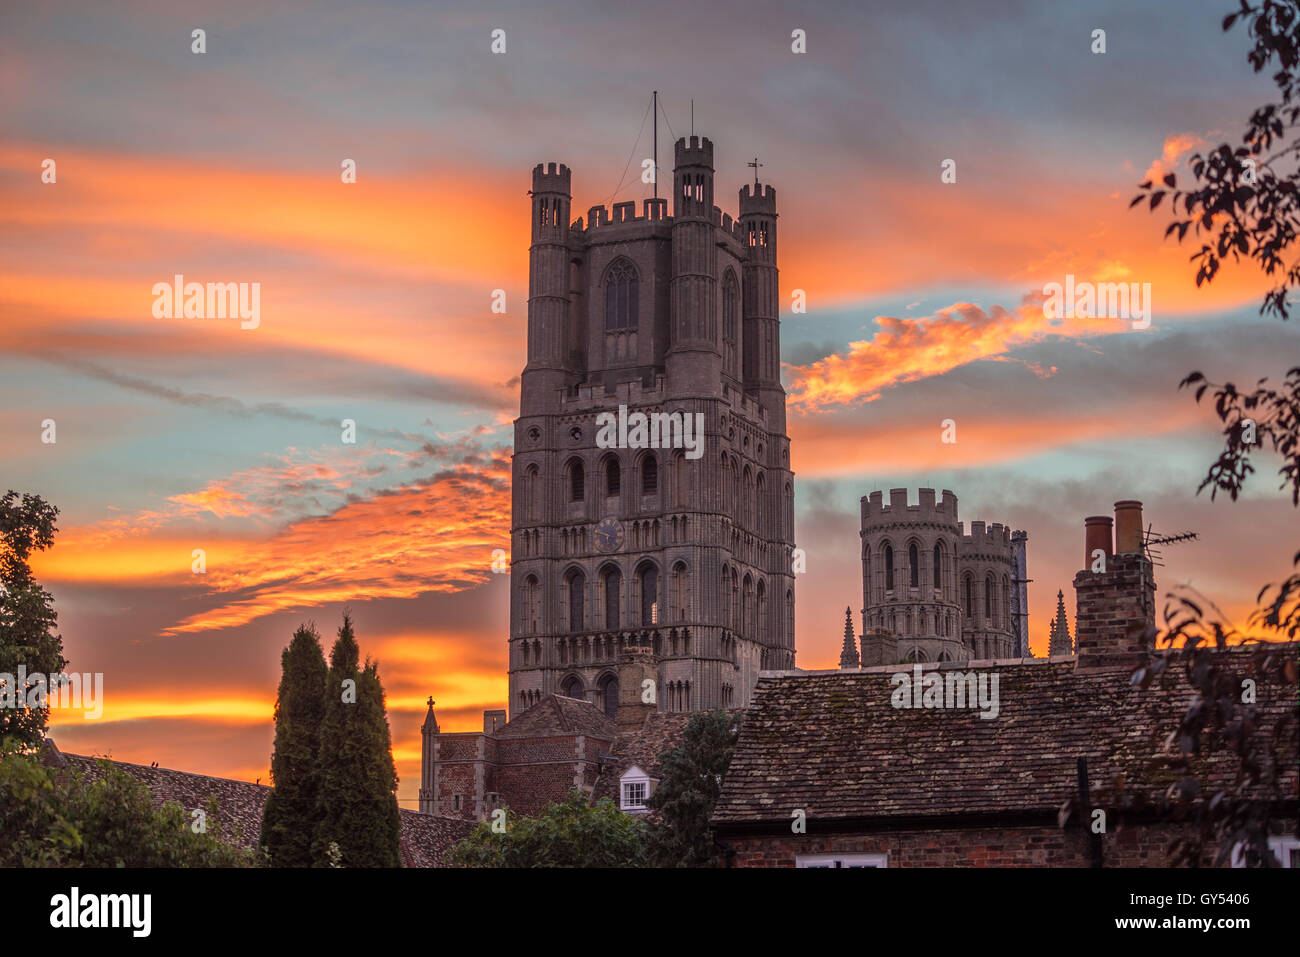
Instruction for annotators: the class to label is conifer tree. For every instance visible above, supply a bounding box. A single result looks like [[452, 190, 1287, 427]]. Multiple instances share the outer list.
[[0, 492, 66, 753], [259, 624, 327, 866], [312, 614, 401, 867], [645, 710, 738, 867]]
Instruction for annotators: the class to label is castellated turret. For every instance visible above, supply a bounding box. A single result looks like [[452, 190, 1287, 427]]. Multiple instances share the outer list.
[[510, 136, 795, 722], [855, 488, 1022, 665]]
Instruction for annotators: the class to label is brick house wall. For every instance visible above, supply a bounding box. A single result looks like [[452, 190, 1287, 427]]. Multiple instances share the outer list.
[[720, 819, 1299, 868]]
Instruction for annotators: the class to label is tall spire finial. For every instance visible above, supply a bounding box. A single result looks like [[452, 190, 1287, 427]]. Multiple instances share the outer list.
[[839, 606, 860, 670], [1049, 590, 1073, 656]]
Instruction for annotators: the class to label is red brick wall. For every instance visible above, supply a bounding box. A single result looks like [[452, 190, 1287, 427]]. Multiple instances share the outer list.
[[720, 822, 1295, 867], [433, 732, 615, 821], [1074, 552, 1156, 670]]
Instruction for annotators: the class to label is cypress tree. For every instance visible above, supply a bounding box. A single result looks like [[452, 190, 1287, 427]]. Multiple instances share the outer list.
[[312, 614, 401, 867], [259, 624, 327, 866]]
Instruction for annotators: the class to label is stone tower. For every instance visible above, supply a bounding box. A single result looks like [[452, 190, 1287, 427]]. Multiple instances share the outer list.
[[857, 488, 1021, 664], [509, 137, 796, 721]]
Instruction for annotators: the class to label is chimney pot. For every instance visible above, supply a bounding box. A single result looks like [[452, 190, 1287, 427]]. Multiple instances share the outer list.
[[1084, 516, 1113, 570], [1114, 500, 1144, 554]]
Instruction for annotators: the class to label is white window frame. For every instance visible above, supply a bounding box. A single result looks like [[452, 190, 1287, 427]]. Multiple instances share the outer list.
[[619, 765, 655, 813], [795, 853, 887, 868], [1231, 836, 1300, 868]]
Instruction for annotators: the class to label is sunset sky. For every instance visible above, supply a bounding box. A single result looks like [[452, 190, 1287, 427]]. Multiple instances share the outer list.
[[3, 0, 1297, 808]]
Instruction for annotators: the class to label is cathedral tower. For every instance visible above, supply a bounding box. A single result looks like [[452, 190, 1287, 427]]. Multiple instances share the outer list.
[[509, 136, 795, 721], [857, 488, 1022, 664]]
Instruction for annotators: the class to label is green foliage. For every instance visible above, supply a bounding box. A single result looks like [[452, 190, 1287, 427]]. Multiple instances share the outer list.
[[1124, 3, 1300, 866], [0, 751, 258, 867], [0, 491, 67, 752], [260, 624, 328, 866], [311, 614, 402, 867], [447, 791, 646, 868], [645, 710, 738, 867]]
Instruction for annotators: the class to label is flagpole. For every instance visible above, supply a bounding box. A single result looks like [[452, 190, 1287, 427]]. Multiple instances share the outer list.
[[652, 90, 658, 199]]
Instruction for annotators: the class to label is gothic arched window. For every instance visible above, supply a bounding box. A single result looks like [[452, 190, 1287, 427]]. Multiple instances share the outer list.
[[985, 576, 995, 625], [963, 574, 973, 617], [932, 543, 943, 591], [722, 269, 739, 376], [603, 566, 621, 630], [568, 458, 585, 502], [522, 575, 540, 635], [561, 675, 584, 701], [639, 564, 659, 625], [885, 545, 895, 591], [908, 543, 919, 588], [523, 464, 539, 522], [742, 574, 754, 636], [599, 674, 619, 720], [671, 562, 688, 621], [603, 259, 639, 331], [862, 547, 871, 604], [641, 455, 658, 495], [567, 570, 585, 632]]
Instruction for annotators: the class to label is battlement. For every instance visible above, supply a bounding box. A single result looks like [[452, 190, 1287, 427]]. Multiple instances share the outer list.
[[957, 520, 1014, 552], [578, 197, 670, 234], [739, 182, 777, 215], [675, 135, 713, 167], [532, 162, 571, 194], [722, 382, 767, 424], [860, 488, 959, 526], [560, 375, 666, 412]]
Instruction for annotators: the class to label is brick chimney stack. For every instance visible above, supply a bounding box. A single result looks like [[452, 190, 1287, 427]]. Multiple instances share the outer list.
[[1073, 501, 1156, 670]]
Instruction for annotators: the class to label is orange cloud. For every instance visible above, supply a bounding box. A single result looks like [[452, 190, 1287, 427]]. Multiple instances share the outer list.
[[786, 296, 1122, 411], [0, 143, 530, 392], [32, 443, 513, 633], [1142, 132, 1208, 183]]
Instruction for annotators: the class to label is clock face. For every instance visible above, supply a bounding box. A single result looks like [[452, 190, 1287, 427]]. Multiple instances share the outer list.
[[594, 517, 624, 553]]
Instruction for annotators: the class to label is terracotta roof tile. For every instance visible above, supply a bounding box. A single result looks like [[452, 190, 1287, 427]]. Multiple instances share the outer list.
[[45, 740, 474, 866], [712, 649, 1299, 827], [495, 694, 617, 740]]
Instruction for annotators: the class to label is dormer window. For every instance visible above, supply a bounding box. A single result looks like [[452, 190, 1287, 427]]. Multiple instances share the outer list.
[[619, 765, 656, 813], [623, 781, 647, 809]]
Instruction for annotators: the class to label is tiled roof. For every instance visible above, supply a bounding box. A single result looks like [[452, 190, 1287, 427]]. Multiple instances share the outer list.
[[396, 808, 477, 868], [495, 694, 617, 739], [712, 650, 1300, 827], [592, 709, 743, 805], [53, 744, 270, 851], [44, 739, 474, 866]]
